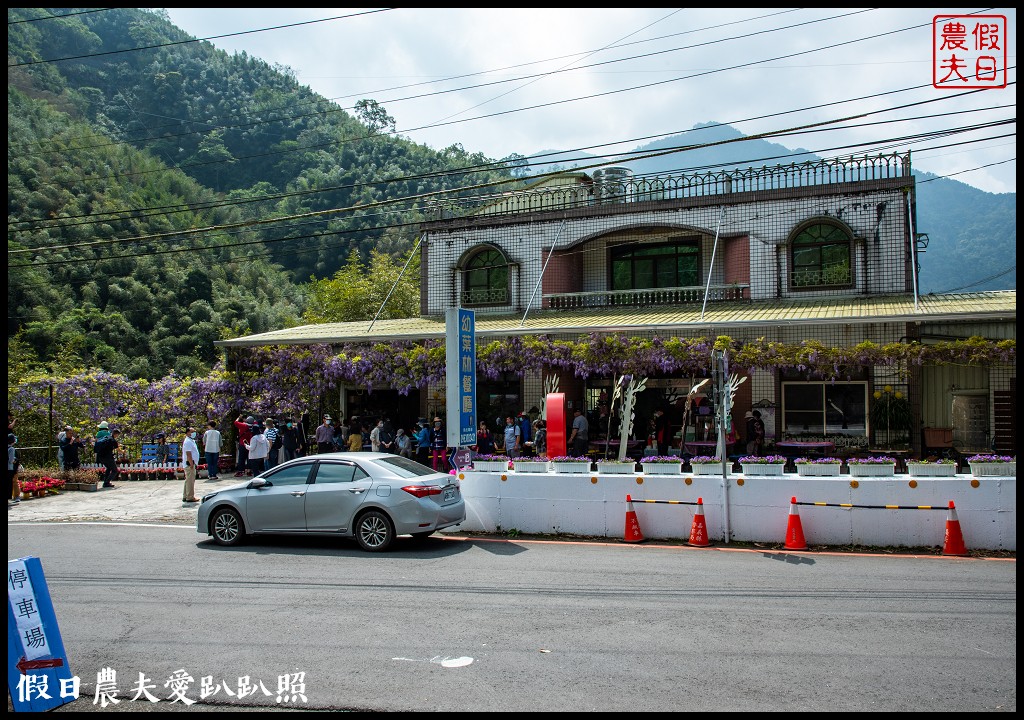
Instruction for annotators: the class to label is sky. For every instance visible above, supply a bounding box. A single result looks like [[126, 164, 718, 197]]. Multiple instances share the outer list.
[[163, 8, 1017, 194]]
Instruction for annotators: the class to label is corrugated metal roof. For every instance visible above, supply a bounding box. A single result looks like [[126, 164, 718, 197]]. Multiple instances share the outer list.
[[216, 291, 1016, 347]]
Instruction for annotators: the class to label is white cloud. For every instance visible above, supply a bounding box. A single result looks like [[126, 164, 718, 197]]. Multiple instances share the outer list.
[[166, 7, 1016, 193]]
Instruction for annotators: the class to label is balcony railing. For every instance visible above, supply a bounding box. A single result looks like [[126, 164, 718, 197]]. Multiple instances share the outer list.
[[542, 284, 748, 310], [461, 287, 510, 306]]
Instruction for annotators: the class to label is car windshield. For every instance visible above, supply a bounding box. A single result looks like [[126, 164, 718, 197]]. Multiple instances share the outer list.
[[373, 456, 441, 478]]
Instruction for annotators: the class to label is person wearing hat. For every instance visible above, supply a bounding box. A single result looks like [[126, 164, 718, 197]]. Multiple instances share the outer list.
[[315, 414, 336, 454], [745, 410, 764, 455], [60, 427, 87, 471], [95, 421, 111, 442], [263, 418, 281, 469], [153, 432, 171, 465], [96, 428, 120, 488], [233, 414, 255, 476], [395, 427, 413, 458], [430, 417, 447, 471]]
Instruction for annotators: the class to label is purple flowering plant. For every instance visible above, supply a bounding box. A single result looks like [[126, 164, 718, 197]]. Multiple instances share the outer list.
[[641, 456, 683, 463], [739, 455, 787, 464], [966, 454, 1015, 463], [689, 455, 722, 463], [907, 458, 957, 465], [551, 456, 590, 463], [474, 454, 510, 462], [847, 456, 897, 465], [794, 457, 842, 465]]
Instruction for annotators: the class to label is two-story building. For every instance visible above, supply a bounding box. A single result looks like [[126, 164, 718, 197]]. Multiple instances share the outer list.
[[219, 152, 1016, 459]]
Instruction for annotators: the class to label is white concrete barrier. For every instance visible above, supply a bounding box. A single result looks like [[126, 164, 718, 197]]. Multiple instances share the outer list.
[[455, 470, 1016, 550]]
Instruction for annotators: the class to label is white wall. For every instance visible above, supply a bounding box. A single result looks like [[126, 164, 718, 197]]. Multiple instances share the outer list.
[[454, 470, 1016, 550]]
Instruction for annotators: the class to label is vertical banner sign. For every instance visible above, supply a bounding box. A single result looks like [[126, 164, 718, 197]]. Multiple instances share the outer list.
[[445, 308, 477, 448], [8, 557, 76, 712]]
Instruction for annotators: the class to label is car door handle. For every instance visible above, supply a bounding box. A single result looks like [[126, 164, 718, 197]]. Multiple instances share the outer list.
[[290, 491, 305, 497], [348, 488, 365, 494]]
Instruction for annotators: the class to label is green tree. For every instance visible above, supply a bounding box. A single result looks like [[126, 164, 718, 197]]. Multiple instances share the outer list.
[[304, 248, 419, 323]]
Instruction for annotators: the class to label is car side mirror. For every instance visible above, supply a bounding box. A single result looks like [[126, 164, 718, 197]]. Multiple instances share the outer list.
[[248, 478, 271, 489]]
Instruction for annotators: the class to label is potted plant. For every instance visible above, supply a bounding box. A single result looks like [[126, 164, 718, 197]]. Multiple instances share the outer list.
[[468, 454, 511, 472], [595, 458, 638, 474], [795, 457, 842, 476], [906, 458, 958, 477], [511, 456, 550, 473], [739, 455, 787, 476], [640, 456, 683, 475], [688, 455, 725, 476], [846, 455, 897, 477], [966, 454, 1016, 477], [550, 455, 592, 473]]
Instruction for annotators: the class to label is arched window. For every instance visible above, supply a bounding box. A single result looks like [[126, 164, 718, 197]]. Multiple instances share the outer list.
[[461, 247, 509, 306], [789, 221, 852, 289]]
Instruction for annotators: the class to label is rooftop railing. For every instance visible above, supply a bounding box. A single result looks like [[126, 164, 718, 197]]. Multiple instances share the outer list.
[[542, 284, 748, 310]]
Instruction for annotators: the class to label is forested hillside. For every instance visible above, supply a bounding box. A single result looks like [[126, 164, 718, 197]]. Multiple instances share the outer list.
[[7, 7, 517, 379]]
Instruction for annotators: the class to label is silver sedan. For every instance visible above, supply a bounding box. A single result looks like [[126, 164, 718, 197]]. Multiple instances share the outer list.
[[196, 453, 465, 552]]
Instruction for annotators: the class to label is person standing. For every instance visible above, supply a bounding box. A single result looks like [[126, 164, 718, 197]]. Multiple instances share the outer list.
[[153, 433, 171, 465], [569, 408, 589, 457], [9, 432, 20, 506], [750, 410, 765, 455], [315, 414, 336, 454], [415, 420, 431, 465], [503, 416, 521, 457], [60, 429, 86, 471], [379, 418, 396, 454], [264, 418, 281, 469], [56, 424, 71, 471], [244, 423, 270, 475], [234, 414, 255, 476], [653, 408, 669, 451], [95, 420, 111, 443], [369, 419, 384, 453], [181, 427, 200, 503], [475, 421, 495, 455], [281, 418, 302, 462], [347, 423, 365, 451], [430, 417, 447, 471], [203, 421, 222, 479], [95, 428, 120, 488], [533, 420, 548, 457]]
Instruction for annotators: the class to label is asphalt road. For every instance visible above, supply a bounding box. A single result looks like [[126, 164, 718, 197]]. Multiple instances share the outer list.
[[7, 521, 1017, 712]]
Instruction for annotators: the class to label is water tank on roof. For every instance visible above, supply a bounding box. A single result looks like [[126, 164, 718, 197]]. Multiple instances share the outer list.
[[592, 166, 633, 204]]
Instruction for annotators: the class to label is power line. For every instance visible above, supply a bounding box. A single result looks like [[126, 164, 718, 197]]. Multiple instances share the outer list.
[[8, 8, 115, 24], [8, 8, 396, 67]]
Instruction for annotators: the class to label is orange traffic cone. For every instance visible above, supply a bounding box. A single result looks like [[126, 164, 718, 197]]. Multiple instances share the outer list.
[[623, 494, 645, 543], [688, 497, 710, 547], [784, 496, 808, 550], [942, 500, 968, 556]]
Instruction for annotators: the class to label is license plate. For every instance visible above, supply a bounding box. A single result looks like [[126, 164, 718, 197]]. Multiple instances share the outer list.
[[442, 487, 457, 502]]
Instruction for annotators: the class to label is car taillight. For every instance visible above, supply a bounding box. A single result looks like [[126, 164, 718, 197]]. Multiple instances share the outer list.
[[401, 484, 443, 498]]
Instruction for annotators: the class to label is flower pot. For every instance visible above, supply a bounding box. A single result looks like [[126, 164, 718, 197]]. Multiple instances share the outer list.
[[741, 464, 784, 476], [468, 461, 509, 472], [849, 464, 895, 477], [551, 462, 592, 474], [689, 462, 726, 476], [596, 462, 638, 475], [907, 464, 957, 477], [968, 462, 1015, 477], [796, 464, 841, 477], [641, 462, 682, 475], [513, 461, 550, 473]]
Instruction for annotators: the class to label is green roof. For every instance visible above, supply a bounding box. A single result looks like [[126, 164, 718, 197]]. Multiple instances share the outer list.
[[216, 291, 1016, 347]]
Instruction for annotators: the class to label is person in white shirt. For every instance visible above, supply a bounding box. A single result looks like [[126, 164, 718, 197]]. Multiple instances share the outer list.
[[203, 421, 222, 480], [181, 427, 200, 503], [244, 424, 270, 476]]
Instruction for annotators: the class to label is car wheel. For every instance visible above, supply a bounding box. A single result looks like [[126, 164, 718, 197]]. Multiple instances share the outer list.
[[410, 530, 434, 540], [210, 507, 245, 546], [355, 510, 394, 552]]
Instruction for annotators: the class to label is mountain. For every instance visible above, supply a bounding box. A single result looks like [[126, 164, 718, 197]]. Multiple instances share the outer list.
[[528, 123, 1015, 294]]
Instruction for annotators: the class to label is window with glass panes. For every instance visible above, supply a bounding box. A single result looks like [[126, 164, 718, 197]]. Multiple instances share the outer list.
[[462, 247, 509, 306], [790, 222, 852, 289], [611, 239, 700, 290]]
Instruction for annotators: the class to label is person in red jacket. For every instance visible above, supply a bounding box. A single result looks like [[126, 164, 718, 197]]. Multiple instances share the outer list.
[[234, 414, 255, 477]]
